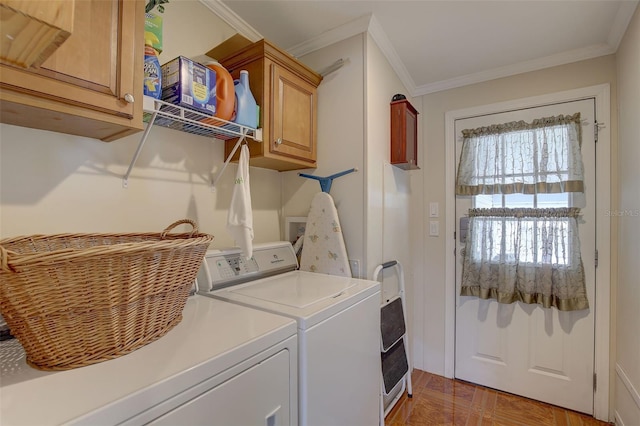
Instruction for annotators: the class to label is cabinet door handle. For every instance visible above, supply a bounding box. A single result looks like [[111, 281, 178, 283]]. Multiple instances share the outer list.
[[275, 138, 282, 146], [123, 93, 135, 103]]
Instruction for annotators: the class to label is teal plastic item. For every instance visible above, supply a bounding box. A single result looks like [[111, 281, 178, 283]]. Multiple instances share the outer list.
[[233, 70, 258, 128], [298, 169, 357, 193]]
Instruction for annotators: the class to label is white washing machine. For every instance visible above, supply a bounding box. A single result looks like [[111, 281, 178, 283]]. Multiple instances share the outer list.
[[197, 242, 381, 426], [0, 296, 298, 425]]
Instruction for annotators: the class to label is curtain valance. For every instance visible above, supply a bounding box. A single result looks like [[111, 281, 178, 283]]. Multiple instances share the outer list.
[[456, 113, 584, 195]]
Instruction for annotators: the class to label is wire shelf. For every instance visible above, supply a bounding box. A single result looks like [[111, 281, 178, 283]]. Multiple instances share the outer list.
[[122, 96, 263, 188], [142, 97, 260, 142]]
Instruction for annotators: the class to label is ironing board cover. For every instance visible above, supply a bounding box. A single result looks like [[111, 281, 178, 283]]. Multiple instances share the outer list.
[[299, 192, 351, 277]]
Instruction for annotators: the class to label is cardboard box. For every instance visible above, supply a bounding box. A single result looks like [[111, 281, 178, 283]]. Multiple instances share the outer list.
[[161, 56, 216, 116]]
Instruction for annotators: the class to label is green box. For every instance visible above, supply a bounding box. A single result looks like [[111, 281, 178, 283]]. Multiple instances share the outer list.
[[144, 12, 163, 54]]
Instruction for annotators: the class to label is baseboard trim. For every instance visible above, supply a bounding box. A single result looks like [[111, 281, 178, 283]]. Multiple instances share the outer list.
[[617, 364, 640, 410], [615, 363, 640, 425]]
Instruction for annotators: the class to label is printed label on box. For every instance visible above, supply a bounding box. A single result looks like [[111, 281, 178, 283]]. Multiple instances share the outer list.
[[161, 56, 216, 115]]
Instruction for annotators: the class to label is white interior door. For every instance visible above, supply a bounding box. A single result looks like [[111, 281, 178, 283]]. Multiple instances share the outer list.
[[454, 99, 596, 414]]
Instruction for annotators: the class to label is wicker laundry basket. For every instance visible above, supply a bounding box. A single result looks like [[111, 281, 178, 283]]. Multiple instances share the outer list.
[[0, 219, 213, 371]]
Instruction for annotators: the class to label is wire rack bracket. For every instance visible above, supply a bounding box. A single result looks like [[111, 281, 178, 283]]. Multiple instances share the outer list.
[[122, 96, 262, 188]]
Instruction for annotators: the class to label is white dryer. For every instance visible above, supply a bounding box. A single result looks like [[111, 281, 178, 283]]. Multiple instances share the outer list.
[[197, 242, 381, 426], [0, 296, 298, 426]]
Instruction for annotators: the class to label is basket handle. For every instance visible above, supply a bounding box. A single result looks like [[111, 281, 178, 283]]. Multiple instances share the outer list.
[[161, 219, 198, 239], [0, 245, 12, 272]]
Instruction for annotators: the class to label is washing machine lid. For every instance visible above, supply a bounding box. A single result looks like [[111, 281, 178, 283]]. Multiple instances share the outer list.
[[210, 271, 380, 329], [230, 271, 357, 308]]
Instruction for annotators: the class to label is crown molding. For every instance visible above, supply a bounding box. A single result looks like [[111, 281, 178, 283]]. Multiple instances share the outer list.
[[366, 15, 416, 96], [198, 0, 262, 42], [414, 42, 616, 96], [287, 14, 416, 95], [287, 14, 372, 58], [201, 0, 633, 97], [607, 0, 639, 49]]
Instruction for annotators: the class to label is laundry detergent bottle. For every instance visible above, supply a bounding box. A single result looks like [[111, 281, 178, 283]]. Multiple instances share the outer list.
[[143, 33, 162, 99], [205, 61, 235, 123], [233, 70, 258, 129]]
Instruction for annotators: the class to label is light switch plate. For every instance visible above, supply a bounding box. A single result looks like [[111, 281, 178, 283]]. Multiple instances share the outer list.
[[429, 202, 439, 217], [429, 221, 439, 237]]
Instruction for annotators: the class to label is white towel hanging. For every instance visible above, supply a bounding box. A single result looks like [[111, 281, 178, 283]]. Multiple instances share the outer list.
[[227, 144, 253, 258]]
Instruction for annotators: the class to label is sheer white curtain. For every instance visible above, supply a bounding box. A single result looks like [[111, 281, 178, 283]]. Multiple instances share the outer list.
[[457, 114, 588, 311], [460, 208, 588, 311], [456, 113, 584, 195]]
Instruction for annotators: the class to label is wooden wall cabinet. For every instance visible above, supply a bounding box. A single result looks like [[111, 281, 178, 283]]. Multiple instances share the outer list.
[[216, 39, 322, 171], [0, 0, 144, 142], [0, 0, 74, 68], [390, 99, 419, 170]]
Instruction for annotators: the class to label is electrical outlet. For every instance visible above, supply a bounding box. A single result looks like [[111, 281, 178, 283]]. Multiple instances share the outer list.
[[349, 259, 360, 278]]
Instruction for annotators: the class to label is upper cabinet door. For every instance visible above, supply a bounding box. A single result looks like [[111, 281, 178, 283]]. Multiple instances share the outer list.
[[220, 39, 321, 171], [0, 0, 143, 141], [270, 62, 317, 164], [36, 0, 138, 118], [0, 0, 75, 68]]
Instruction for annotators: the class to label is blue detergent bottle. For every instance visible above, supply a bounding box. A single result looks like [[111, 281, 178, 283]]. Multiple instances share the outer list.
[[233, 70, 258, 128], [143, 35, 162, 99]]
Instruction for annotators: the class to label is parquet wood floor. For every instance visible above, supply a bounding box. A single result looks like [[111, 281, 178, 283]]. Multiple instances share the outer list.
[[385, 370, 611, 426]]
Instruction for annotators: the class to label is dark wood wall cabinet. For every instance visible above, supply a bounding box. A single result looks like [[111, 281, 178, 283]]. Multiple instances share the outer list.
[[390, 99, 419, 170]]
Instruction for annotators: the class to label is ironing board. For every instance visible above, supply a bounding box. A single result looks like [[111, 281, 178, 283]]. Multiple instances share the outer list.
[[299, 192, 351, 276], [298, 169, 356, 277]]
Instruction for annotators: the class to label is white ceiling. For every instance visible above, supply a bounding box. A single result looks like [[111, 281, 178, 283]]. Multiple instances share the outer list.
[[205, 0, 638, 96]]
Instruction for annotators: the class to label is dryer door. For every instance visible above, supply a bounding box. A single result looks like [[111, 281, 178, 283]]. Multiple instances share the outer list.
[[149, 349, 291, 426]]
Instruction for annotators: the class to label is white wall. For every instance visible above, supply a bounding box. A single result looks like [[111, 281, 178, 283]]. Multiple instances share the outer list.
[[614, 5, 640, 425], [0, 1, 281, 246], [417, 55, 618, 377], [364, 33, 424, 369], [364, 33, 416, 278], [281, 34, 366, 274], [281, 31, 423, 367]]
